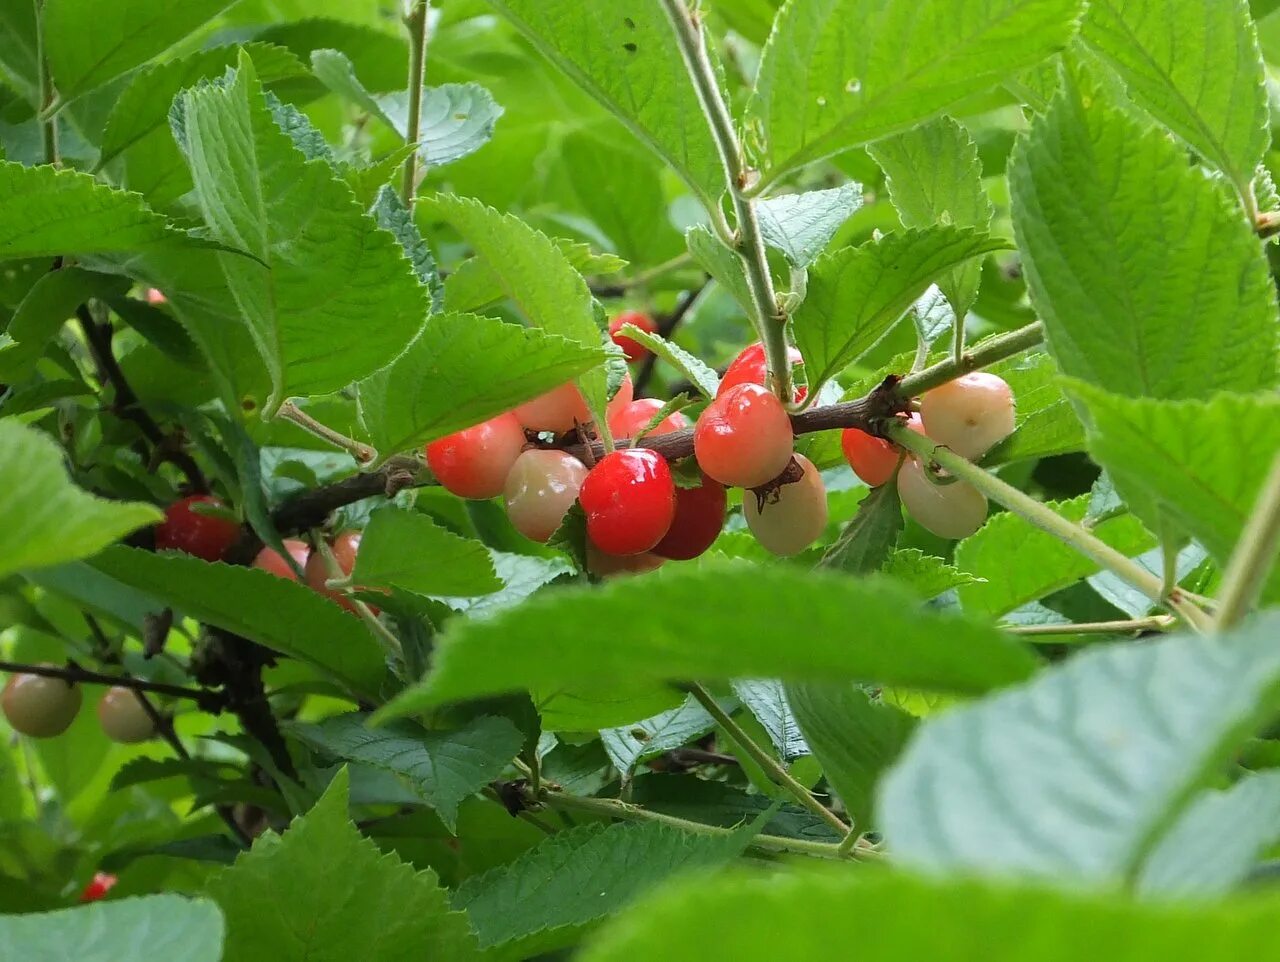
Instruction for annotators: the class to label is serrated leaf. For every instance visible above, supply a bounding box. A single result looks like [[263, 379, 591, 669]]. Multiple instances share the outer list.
[[907, 285, 955, 346], [0, 894, 224, 962], [632, 774, 838, 842], [0, 267, 127, 380], [793, 227, 1008, 391], [206, 768, 480, 962], [732, 680, 811, 761], [376, 83, 503, 168], [882, 549, 983, 601], [600, 695, 718, 774], [1009, 76, 1278, 399], [370, 184, 442, 308], [616, 324, 720, 399], [1081, 0, 1268, 208], [686, 224, 753, 315], [748, 0, 1084, 186], [88, 546, 386, 698], [254, 18, 408, 92], [357, 311, 604, 456], [374, 565, 1039, 723], [309, 48, 397, 127], [105, 294, 203, 368], [0, 421, 161, 581], [174, 52, 428, 412], [443, 239, 625, 315], [756, 184, 864, 268], [1088, 541, 1209, 620], [821, 483, 902, 573], [788, 682, 917, 831], [351, 508, 500, 598], [290, 713, 521, 831], [879, 611, 1280, 883]]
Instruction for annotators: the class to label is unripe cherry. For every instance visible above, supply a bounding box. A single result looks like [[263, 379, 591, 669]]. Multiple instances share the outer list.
[[2, 667, 81, 738], [652, 474, 727, 561], [425, 413, 527, 500], [608, 398, 690, 441], [586, 543, 666, 577], [504, 449, 589, 543], [744, 454, 828, 556], [304, 531, 371, 613], [579, 448, 676, 555], [897, 458, 988, 539], [97, 686, 156, 743], [717, 342, 807, 402], [609, 310, 659, 361], [694, 383, 793, 489], [145, 288, 167, 305], [514, 382, 592, 434], [252, 538, 310, 580], [155, 494, 240, 562], [920, 372, 1016, 460]]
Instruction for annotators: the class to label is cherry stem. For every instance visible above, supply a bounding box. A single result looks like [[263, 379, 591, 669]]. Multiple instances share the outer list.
[[0, 659, 221, 707], [276, 401, 376, 465], [1212, 452, 1280, 632], [1003, 616, 1177, 638], [311, 533, 403, 660]]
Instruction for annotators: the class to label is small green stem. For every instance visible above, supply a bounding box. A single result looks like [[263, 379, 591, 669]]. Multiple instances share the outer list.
[[835, 828, 863, 858], [686, 683, 851, 838], [952, 309, 966, 365], [34, 0, 58, 167], [312, 534, 402, 659], [896, 322, 1044, 400], [277, 401, 376, 465], [1213, 453, 1280, 632], [400, 0, 431, 206], [1003, 616, 1176, 638]]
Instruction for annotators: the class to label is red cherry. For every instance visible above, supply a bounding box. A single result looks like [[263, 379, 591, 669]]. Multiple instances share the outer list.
[[694, 383, 794, 489], [841, 428, 899, 487], [425, 413, 527, 500], [609, 310, 659, 361], [652, 474, 726, 560], [79, 872, 118, 903], [252, 539, 309, 580], [579, 448, 677, 555], [514, 382, 592, 434], [155, 495, 239, 562], [504, 449, 589, 543], [608, 398, 690, 441], [304, 531, 374, 613], [744, 454, 829, 556], [717, 342, 807, 402]]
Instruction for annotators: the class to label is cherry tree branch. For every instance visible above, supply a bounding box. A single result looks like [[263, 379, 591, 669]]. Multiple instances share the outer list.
[[0, 659, 223, 710]]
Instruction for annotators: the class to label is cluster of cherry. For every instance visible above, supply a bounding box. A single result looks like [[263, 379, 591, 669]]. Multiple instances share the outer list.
[[2, 672, 156, 743]]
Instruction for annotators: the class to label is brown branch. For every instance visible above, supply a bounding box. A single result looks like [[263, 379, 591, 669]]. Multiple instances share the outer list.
[[0, 659, 224, 712]]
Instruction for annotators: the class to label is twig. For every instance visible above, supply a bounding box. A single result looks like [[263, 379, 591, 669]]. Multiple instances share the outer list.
[[312, 533, 403, 660], [400, 1, 431, 205], [275, 401, 376, 465], [1213, 453, 1280, 632], [0, 659, 222, 709], [633, 279, 710, 397]]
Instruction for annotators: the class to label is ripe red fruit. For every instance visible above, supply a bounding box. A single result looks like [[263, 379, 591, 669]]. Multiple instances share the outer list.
[[514, 382, 592, 434], [841, 428, 899, 487], [717, 342, 807, 402], [579, 448, 677, 555], [304, 531, 371, 613], [744, 454, 828, 556], [609, 310, 658, 361], [920, 372, 1016, 460], [897, 458, 988, 539], [694, 383, 794, 489], [504, 449, 589, 542], [155, 495, 240, 562], [2, 668, 82, 738], [608, 398, 690, 441], [652, 474, 727, 560], [252, 538, 309, 580], [97, 687, 156, 744], [425, 413, 527, 500], [79, 872, 118, 903]]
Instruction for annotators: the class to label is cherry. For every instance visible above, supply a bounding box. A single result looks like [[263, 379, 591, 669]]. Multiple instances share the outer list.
[[652, 474, 726, 560], [694, 383, 794, 489], [579, 448, 677, 555], [744, 454, 828, 556], [840, 414, 924, 487], [608, 398, 690, 441], [426, 412, 527, 500], [97, 686, 156, 743], [586, 543, 665, 577], [155, 495, 240, 562], [514, 382, 592, 434], [607, 373, 635, 421], [609, 310, 659, 361], [920, 372, 1016, 461], [717, 342, 807, 402], [2, 667, 81, 738], [897, 457, 988, 539], [252, 538, 310, 580], [504, 449, 589, 543], [304, 531, 371, 613], [145, 288, 167, 305], [79, 872, 118, 903]]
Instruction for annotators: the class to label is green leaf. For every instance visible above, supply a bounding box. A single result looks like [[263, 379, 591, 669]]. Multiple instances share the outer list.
[[356, 311, 604, 456], [600, 695, 718, 774], [756, 184, 864, 268], [731, 680, 811, 761], [686, 224, 753, 315], [1009, 76, 1278, 399], [1064, 386, 1280, 600], [868, 116, 993, 319], [0, 267, 127, 380], [793, 227, 1008, 391], [0, 894, 224, 962], [879, 611, 1280, 883], [1138, 771, 1280, 897], [820, 483, 903, 573], [43, 0, 239, 100], [748, 0, 1084, 185], [308, 48, 397, 127], [351, 508, 501, 598], [485, 0, 724, 208], [206, 768, 480, 962], [0, 421, 161, 581], [0, 161, 211, 259], [290, 713, 522, 831], [615, 323, 720, 399], [1081, 0, 1268, 207], [580, 869, 1280, 962], [882, 548, 984, 601], [442, 238, 625, 315], [376, 83, 504, 168], [88, 546, 386, 698], [955, 493, 1155, 618], [374, 565, 1039, 723], [254, 18, 408, 92], [788, 682, 917, 831], [174, 52, 428, 412]]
